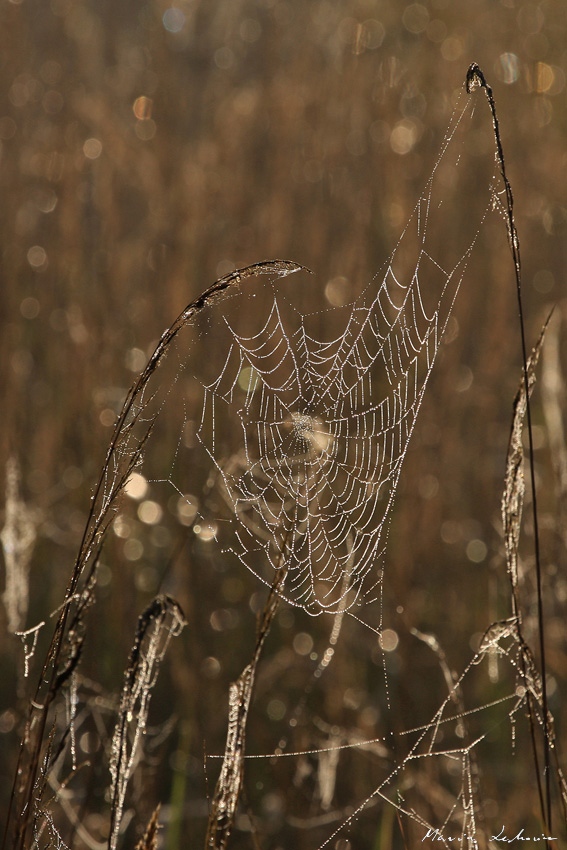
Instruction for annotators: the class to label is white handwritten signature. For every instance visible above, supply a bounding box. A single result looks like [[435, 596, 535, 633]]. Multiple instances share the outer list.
[[422, 827, 557, 844]]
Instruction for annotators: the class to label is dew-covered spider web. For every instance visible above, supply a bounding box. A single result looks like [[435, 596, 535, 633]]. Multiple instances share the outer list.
[[129, 83, 500, 620], [197, 266, 451, 616]]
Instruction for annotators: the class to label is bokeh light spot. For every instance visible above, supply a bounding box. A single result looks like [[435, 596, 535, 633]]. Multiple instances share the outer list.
[[99, 408, 116, 427], [124, 538, 144, 561], [125, 472, 148, 501], [267, 699, 286, 721], [135, 119, 156, 141], [20, 297, 40, 319], [293, 632, 314, 656], [402, 4, 429, 34], [83, 138, 102, 159], [325, 276, 350, 307], [138, 500, 163, 525], [440, 36, 464, 62], [27, 245, 47, 270], [240, 18, 262, 43], [535, 62, 564, 94], [162, 8, 185, 33], [238, 366, 260, 393], [125, 347, 147, 373], [176, 495, 198, 526], [390, 120, 418, 155], [380, 629, 399, 652], [466, 539, 487, 563], [498, 52, 520, 84], [194, 521, 217, 542], [133, 96, 153, 120], [201, 656, 221, 678]]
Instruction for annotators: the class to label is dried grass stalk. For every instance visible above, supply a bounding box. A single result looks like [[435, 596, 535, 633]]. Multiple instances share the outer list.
[[134, 805, 161, 850], [205, 563, 287, 849], [541, 309, 567, 549], [501, 318, 549, 598], [1, 456, 38, 633], [5, 261, 303, 850], [108, 596, 186, 850]]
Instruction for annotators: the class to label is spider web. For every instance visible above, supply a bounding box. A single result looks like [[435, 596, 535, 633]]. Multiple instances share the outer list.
[[185, 89, 498, 616], [113, 83, 501, 628]]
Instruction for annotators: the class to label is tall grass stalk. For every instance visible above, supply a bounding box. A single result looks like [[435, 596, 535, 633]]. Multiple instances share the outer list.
[[467, 63, 553, 837]]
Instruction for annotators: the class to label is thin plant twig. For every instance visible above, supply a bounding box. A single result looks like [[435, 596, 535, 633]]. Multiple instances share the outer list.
[[3, 260, 306, 850], [108, 596, 186, 850], [205, 556, 288, 849], [467, 62, 552, 836]]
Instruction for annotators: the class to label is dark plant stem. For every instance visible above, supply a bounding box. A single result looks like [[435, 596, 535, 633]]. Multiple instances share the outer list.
[[3, 260, 305, 850], [467, 63, 552, 836], [205, 557, 288, 850]]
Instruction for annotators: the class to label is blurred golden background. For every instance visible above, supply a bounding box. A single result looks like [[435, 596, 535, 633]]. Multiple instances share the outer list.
[[1, 0, 566, 847]]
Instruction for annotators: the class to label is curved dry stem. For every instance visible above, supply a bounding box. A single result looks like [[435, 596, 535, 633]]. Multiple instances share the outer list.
[[4, 260, 306, 850]]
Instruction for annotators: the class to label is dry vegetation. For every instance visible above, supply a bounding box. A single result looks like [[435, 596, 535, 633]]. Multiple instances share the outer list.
[[1, 1, 567, 848]]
